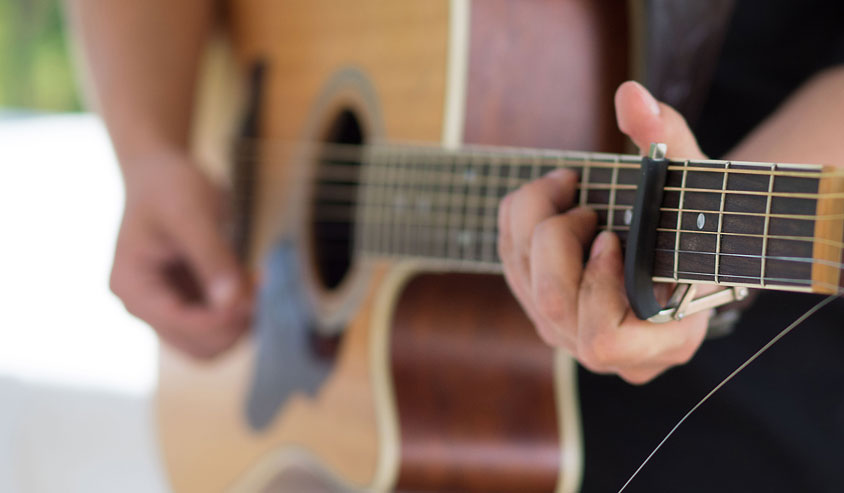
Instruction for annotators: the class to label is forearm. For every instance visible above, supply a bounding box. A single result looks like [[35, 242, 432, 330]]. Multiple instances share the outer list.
[[727, 66, 844, 167], [64, 0, 213, 167]]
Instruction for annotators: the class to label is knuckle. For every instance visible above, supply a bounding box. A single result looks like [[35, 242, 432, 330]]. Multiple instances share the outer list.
[[534, 285, 570, 324]]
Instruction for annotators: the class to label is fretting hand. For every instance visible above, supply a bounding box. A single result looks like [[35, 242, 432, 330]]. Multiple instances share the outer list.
[[497, 81, 711, 384]]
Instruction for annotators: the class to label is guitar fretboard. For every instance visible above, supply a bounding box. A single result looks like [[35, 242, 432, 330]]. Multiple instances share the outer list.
[[308, 142, 844, 295]]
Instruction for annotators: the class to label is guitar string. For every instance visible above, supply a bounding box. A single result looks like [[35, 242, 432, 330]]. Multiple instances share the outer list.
[[233, 160, 844, 198], [234, 173, 844, 223], [231, 143, 844, 286], [233, 140, 844, 179], [617, 294, 838, 493]]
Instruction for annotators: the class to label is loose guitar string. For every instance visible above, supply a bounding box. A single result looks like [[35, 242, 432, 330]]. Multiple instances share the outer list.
[[617, 293, 838, 493]]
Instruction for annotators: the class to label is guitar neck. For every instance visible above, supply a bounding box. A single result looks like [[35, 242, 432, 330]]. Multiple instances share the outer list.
[[321, 143, 844, 296]]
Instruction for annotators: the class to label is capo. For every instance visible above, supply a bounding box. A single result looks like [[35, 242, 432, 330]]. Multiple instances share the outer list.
[[623, 143, 749, 323]]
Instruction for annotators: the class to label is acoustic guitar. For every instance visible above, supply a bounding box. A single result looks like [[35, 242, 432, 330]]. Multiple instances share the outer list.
[[158, 1, 844, 492]]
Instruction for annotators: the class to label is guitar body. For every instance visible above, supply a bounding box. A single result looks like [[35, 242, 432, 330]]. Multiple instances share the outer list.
[[160, 1, 630, 491]]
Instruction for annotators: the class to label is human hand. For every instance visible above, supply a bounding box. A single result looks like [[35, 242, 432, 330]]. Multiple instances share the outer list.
[[498, 81, 711, 384], [110, 152, 252, 359]]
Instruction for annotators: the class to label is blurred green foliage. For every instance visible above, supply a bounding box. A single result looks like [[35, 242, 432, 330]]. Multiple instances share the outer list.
[[0, 0, 82, 111]]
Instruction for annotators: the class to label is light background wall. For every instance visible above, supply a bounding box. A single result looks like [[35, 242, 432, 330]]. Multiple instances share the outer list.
[[0, 114, 169, 493]]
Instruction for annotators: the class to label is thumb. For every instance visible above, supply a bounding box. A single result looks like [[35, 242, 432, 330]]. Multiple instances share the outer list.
[[175, 211, 244, 310], [614, 80, 707, 160]]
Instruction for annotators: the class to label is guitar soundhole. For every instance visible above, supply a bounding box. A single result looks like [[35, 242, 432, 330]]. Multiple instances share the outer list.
[[311, 108, 365, 290]]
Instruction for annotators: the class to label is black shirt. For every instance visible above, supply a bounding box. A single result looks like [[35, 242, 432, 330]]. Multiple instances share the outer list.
[[580, 2, 844, 492]]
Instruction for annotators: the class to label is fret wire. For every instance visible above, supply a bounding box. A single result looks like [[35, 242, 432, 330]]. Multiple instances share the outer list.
[[357, 147, 374, 254], [405, 150, 418, 256], [481, 153, 501, 263], [408, 150, 421, 255], [760, 164, 776, 286], [422, 152, 434, 257], [462, 153, 481, 261], [674, 160, 689, 281], [531, 151, 541, 181], [377, 147, 394, 254], [606, 155, 619, 231], [391, 149, 403, 256], [428, 150, 442, 256], [715, 162, 730, 284], [580, 158, 591, 207], [393, 148, 407, 256], [365, 148, 379, 254], [447, 153, 464, 259], [434, 151, 451, 259]]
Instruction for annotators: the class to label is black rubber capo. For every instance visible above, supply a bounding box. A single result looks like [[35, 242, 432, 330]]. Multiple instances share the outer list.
[[624, 143, 670, 320]]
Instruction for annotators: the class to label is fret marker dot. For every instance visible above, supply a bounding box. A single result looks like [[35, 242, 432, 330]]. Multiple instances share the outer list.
[[697, 213, 706, 230], [457, 230, 473, 247], [623, 209, 633, 226]]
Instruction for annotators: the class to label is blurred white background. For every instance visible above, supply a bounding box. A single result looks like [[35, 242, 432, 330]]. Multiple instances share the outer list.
[[0, 114, 169, 492]]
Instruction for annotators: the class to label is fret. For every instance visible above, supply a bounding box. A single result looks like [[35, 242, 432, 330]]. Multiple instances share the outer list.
[[579, 159, 591, 207], [673, 160, 689, 281], [377, 146, 394, 255], [531, 152, 540, 182], [406, 151, 422, 256], [714, 162, 730, 283], [461, 153, 482, 261], [606, 155, 620, 231], [447, 153, 466, 260], [407, 151, 421, 255], [391, 150, 407, 256], [760, 164, 776, 286], [421, 148, 438, 258], [334, 144, 833, 295], [434, 151, 452, 259], [357, 147, 376, 255], [481, 153, 501, 263]]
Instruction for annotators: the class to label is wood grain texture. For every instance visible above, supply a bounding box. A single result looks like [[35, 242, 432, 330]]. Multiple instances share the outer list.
[[158, 263, 388, 492], [159, 1, 452, 491], [463, 0, 629, 152], [391, 274, 560, 492], [229, 0, 451, 265]]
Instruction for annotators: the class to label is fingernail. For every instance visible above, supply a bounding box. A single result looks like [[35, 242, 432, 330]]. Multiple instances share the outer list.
[[631, 80, 660, 116], [209, 276, 237, 307], [547, 168, 575, 180], [590, 231, 612, 259]]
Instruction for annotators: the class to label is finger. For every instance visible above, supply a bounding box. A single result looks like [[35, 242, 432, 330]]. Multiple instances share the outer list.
[[576, 231, 708, 372], [508, 169, 579, 286], [168, 200, 249, 312], [110, 232, 248, 358], [529, 207, 597, 345], [499, 193, 570, 349], [614, 80, 707, 160]]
